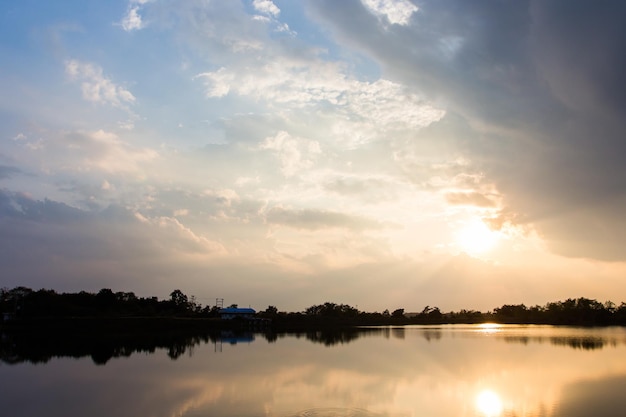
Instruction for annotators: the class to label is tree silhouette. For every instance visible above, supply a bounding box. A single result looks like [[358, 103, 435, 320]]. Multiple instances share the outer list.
[[170, 290, 188, 306]]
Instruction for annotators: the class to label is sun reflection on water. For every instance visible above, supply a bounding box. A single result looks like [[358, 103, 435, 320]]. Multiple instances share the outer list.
[[476, 389, 503, 417], [477, 323, 502, 334]]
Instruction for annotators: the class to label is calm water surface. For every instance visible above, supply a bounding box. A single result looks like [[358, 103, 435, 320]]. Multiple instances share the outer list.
[[2, 325, 626, 417]]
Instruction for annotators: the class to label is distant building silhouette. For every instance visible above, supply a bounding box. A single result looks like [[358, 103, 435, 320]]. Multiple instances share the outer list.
[[218, 307, 256, 320]]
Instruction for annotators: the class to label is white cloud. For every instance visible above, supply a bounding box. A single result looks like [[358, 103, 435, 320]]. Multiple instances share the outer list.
[[174, 208, 189, 217], [252, 15, 271, 23], [101, 180, 113, 191], [27, 129, 158, 176], [65, 60, 136, 108], [202, 188, 241, 207], [253, 0, 280, 17], [250, 0, 295, 36], [86, 130, 157, 173], [120, 0, 152, 32], [260, 131, 321, 177], [275, 22, 295, 35], [117, 119, 136, 130], [361, 0, 418, 26], [235, 176, 260, 187], [195, 59, 444, 141], [120, 6, 144, 31], [194, 68, 235, 98], [151, 215, 228, 256]]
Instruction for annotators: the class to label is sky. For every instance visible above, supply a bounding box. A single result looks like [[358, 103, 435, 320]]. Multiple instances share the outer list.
[[1, 0, 626, 313]]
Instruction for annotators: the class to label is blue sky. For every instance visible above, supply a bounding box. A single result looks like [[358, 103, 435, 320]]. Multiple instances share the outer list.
[[2, 0, 626, 312]]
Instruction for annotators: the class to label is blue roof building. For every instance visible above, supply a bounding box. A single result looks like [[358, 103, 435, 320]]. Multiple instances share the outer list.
[[218, 307, 256, 320]]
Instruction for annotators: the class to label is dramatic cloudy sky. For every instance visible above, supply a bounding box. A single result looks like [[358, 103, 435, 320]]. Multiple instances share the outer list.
[[1, 0, 625, 312]]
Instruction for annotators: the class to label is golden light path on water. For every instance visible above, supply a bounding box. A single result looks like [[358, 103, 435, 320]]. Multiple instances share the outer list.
[[9, 325, 626, 417], [165, 325, 626, 417], [477, 323, 503, 334]]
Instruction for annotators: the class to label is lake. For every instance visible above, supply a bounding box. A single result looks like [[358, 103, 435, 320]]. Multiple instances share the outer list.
[[2, 324, 626, 417]]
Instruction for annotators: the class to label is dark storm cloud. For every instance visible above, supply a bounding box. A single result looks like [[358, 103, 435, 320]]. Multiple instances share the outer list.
[[531, 0, 626, 117], [311, 0, 550, 126], [310, 0, 626, 261]]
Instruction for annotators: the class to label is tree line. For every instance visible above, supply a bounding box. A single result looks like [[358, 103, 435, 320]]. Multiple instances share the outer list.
[[3, 286, 626, 326], [0, 287, 221, 319], [259, 299, 626, 327]]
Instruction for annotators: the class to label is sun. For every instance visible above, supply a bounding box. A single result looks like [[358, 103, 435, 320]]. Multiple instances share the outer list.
[[455, 218, 500, 254], [476, 389, 503, 417]]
